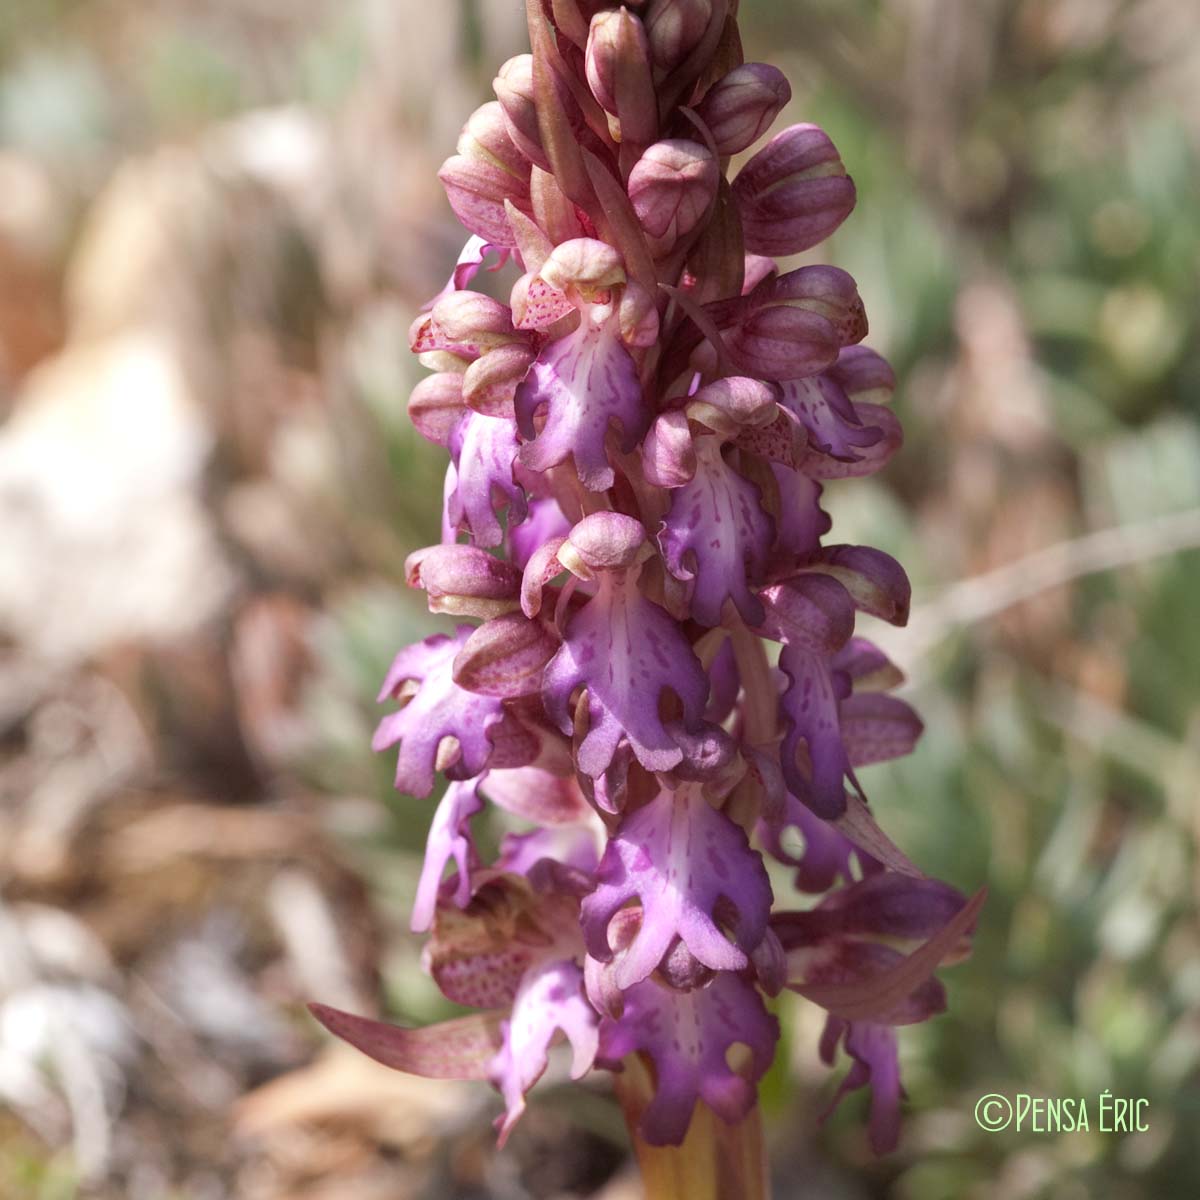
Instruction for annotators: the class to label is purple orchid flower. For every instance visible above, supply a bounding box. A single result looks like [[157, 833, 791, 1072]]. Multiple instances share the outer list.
[[312, 0, 981, 1178]]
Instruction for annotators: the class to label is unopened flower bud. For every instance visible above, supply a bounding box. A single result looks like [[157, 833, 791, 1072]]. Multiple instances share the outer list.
[[732, 123, 857, 256], [407, 372, 465, 446], [462, 342, 537, 417], [406, 544, 522, 619], [438, 154, 531, 248], [766, 266, 868, 346], [412, 291, 519, 361], [429, 291, 518, 350], [493, 55, 549, 170], [627, 139, 717, 248], [457, 101, 531, 180], [642, 409, 696, 487], [827, 344, 895, 405], [407, 339, 469, 375], [561, 512, 650, 576], [685, 376, 779, 436], [585, 8, 657, 146], [643, 0, 712, 73], [617, 280, 660, 346], [540, 237, 627, 301], [452, 612, 560, 698], [695, 63, 791, 156], [717, 265, 866, 380]]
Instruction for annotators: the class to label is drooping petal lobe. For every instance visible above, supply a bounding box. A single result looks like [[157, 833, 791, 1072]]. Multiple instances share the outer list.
[[769, 465, 830, 561], [796, 403, 902, 480], [490, 959, 599, 1144], [508, 497, 572, 569], [452, 235, 511, 291], [760, 792, 862, 894], [411, 779, 485, 933], [819, 1018, 904, 1154], [778, 643, 854, 819]]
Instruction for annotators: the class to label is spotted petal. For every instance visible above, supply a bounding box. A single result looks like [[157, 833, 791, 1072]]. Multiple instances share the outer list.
[[425, 874, 583, 1010], [373, 628, 505, 798], [778, 643, 855, 819], [658, 439, 774, 627], [515, 313, 649, 491], [598, 972, 779, 1146], [779, 374, 882, 462], [542, 573, 708, 777], [581, 787, 773, 988]]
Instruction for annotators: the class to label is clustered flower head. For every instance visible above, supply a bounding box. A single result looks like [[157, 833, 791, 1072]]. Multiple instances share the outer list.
[[313, 0, 981, 1156]]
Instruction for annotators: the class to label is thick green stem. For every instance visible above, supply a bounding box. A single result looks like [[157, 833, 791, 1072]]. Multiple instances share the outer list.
[[616, 1056, 770, 1200]]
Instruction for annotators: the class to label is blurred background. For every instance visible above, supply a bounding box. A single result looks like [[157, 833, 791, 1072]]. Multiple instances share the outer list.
[[0, 1, 1198, 1197]]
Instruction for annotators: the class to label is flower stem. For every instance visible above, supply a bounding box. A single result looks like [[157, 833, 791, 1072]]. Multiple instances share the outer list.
[[615, 1055, 771, 1200]]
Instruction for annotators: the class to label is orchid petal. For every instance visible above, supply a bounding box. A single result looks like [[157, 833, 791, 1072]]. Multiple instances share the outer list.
[[542, 571, 709, 776], [796, 403, 901, 479], [447, 412, 527, 548], [760, 793, 862, 894], [581, 786, 773, 988], [412, 779, 485, 932], [779, 373, 882, 462], [658, 439, 774, 627], [491, 959, 599, 1144], [778, 644, 854, 819], [598, 972, 779, 1146], [515, 313, 649, 491], [508, 497, 572, 569], [481, 766, 593, 826], [309, 1003, 504, 1081], [789, 888, 986, 1022], [819, 1019, 904, 1154], [373, 628, 506, 798], [840, 693, 923, 767], [769, 465, 830, 561], [498, 823, 602, 877]]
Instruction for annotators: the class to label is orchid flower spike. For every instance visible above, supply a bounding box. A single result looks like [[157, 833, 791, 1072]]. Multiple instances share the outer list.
[[313, 0, 981, 1173]]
